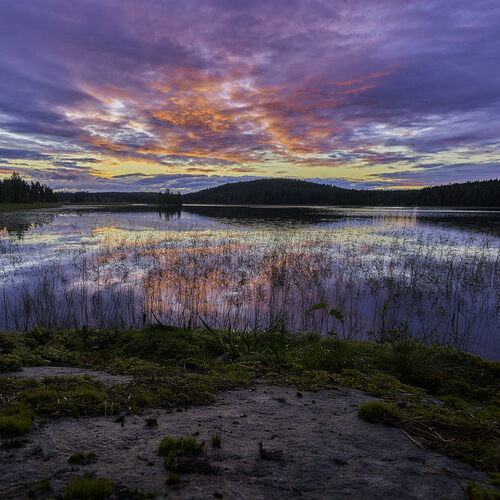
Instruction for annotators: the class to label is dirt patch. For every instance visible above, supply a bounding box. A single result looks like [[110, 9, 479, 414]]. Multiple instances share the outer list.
[[2, 366, 133, 386], [0, 385, 485, 499]]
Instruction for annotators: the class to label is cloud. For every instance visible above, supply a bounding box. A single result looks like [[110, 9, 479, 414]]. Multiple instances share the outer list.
[[0, 0, 499, 189]]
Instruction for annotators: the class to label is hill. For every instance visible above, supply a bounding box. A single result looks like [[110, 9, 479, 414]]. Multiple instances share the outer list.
[[182, 178, 500, 207]]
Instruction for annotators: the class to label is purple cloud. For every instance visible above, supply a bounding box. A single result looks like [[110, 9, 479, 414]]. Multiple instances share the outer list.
[[0, 0, 499, 190]]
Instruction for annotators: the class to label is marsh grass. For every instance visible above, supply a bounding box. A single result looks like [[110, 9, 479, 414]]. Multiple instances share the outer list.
[[0, 213, 497, 355]]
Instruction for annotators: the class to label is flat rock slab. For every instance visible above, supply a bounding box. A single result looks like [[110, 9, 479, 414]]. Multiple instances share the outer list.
[[1, 366, 133, 386], [0, 385, 485, 499]]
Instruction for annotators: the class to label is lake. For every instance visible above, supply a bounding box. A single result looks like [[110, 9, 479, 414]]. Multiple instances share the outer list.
[[0, 204, 499, 360]]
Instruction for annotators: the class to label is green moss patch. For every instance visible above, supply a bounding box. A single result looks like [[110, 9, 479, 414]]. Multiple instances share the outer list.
[[63, 477, 112, 500], [158, 436, 204, 472]]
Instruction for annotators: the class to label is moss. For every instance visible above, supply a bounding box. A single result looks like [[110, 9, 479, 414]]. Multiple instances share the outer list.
[[0, 406, 35, 438], [1, 326, 498, 477], [358, 400, 500, 473], [358, 401, 400, 424], [466, 481, 500, 499], [21, 377, 107, 417], [158, 436, 204, 472], [63, 477, 112, 500]]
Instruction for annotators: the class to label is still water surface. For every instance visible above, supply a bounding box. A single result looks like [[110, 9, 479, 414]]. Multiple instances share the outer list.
[[0, 205, 499, 359]]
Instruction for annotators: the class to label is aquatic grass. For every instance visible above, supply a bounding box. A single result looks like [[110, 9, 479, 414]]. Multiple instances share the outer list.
[[0, 211, 498, 354]]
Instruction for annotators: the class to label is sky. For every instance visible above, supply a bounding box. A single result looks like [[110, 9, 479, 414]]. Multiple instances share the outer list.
[[1, 0, 499, 192]]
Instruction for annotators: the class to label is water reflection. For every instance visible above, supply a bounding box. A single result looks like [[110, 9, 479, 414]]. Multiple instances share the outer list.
[[0, 210, 58, 238], [0, 205, 498, 360]]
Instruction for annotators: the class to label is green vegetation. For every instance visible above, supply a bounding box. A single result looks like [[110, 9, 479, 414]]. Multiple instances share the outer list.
[[183, 177, 500, 207], [211, 433, 221, 448], [0, 406, 35, 438], [466, 475, 500, 499], [157, 436, 204, 472], [358, 401, 400, 423], [156, 188, 182, 206], [57, 189, 182, 205], [0, 324, 499, 486], [0, 172, 57, 204], [63, 477, 112, 500]]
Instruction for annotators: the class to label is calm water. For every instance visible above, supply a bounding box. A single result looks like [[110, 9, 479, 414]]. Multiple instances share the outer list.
[[0, 204, 499, 359]]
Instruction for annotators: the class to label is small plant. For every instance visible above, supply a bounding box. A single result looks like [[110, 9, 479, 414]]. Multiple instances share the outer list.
[[0, 406, 35, 438], [157, 436, 204, 472], [358, 401, 400, 424], [68, 451, 96, 465], [145, 417, 158, 427], [63, 477, 112, 500], [211, 433, 221, 448]]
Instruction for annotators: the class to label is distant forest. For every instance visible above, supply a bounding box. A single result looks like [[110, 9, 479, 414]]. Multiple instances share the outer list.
[[183, 178, 500, 207], [2, 173, 498, 207], [0, 173, 57, 203], [57, 189, 182, 205]]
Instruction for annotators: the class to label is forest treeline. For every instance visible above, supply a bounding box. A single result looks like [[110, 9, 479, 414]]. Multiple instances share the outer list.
[[183, 178, 500, 207], [56, 189, 182, 205], [2, 173, 498, 207], [0, 173, 57, 203]]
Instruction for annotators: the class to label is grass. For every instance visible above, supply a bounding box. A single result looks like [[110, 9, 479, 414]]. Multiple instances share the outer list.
[[63, 477, 112, 500], [157, 436, 204, 472], [0, 406, 35, 438], [211, 433, 221, 448]]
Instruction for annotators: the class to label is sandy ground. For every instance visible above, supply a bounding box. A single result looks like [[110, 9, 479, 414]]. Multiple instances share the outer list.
[[0, 370, 487, 499]]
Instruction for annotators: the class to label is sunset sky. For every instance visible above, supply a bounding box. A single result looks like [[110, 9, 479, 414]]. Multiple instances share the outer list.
[[1, 0, 499, 192]]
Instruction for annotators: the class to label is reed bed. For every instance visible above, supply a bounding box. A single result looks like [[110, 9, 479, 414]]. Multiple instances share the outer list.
[[0, 211, 498, 354]]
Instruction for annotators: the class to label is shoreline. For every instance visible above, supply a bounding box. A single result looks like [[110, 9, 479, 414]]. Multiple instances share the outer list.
[[1, 327, 499, 498]]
